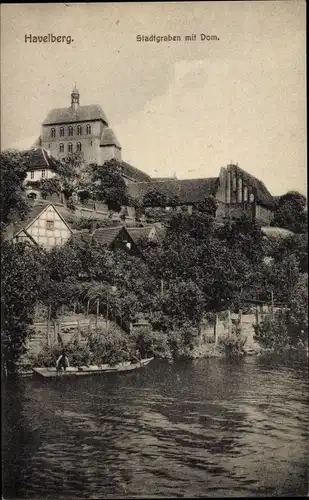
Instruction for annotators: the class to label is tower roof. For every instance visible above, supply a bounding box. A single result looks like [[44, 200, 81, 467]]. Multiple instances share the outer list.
[[42, 104, 109, 126], [71, 83, 79, 95], [100, 127, 121, 148]]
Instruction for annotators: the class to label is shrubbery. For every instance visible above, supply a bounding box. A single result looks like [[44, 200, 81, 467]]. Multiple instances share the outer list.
[[254, 276, 308, 351]]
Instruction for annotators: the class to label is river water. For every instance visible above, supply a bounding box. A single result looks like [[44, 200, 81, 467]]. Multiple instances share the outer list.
[[2, 355, 308, 498]]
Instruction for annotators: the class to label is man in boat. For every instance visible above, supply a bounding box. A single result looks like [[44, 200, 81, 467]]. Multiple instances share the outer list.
[[56, 349, 70, 372]]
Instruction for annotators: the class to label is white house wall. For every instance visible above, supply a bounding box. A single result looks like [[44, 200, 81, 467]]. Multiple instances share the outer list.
[[25, 168, 56, 183], [26, 206, 71, 249]]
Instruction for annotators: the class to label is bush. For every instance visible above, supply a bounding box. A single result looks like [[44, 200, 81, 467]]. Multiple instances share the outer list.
[[88, 328, 134, 365], [34, 344, 63, 367], [218, 335, 247, 358], [166, 323, 199, 360], [253, 310, 290, 350], [136, 329, 173, 360]]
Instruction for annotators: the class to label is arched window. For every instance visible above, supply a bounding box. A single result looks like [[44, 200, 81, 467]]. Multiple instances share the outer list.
[[77, 125, 82, 136], [68, 143, 73, 153], [59, 143, 64, 153], [51, 128, 55, 138], [68, 126, 73, 136], [86, 124, 91, 135], [60, 127, 64, 137], [76, 142, 82, 152]]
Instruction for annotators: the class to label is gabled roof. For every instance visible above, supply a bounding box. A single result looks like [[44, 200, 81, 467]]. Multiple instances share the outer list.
[[42, 105, 109, 126], [119, 161, 152, 182], [91, 226, 126, 246], [228, 165, 274, 208], [27, 148, 58, 171], [127, 177, 219, 204], [152, 177, 177, 181], [100, 127, 121, 148], [126, 226, 155, 243], [4, 204, 73, 240], [71, 231, 93, 245], [126, 225, 167, 244]]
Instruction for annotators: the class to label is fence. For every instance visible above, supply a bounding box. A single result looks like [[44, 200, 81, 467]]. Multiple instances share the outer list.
[[198, 305, 277, 348]]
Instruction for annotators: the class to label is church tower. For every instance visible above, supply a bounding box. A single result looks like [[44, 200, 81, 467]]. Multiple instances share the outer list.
[[71, 84, 80, 111]]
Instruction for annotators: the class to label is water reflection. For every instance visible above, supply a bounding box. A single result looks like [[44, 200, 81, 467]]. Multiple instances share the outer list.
[[2, 356, 308, 498], [2, 379, 41, 498]]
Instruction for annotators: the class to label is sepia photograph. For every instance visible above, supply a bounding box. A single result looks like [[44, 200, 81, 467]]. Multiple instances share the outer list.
[[1, 1, 308, 498]]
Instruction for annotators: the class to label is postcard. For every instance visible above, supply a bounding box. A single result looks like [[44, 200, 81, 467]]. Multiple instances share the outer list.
[[1, 2, 307, 499]]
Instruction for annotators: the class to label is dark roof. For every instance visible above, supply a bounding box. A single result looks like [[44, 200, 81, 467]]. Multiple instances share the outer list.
[[119, 161, 152, 182], [27, 148, 58, 171], [71, 231, 93, 245], [127, 177, 219, 204], [126, 226, 154, 242], [100, 128, 121, 148], [152, 177, 177, 181], [127, 225, 167, 243], [4, 205, 48, 239], [42, 105, 109, 126], [92, 226, 125, 246], [228, 165, 274, 208]]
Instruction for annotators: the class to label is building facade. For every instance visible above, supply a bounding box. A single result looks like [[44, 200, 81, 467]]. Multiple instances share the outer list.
[[127, 164, 274, 225], [39, 86, 122, 165], [4, 204, 73, 250], [215, 164, 274, 224], [29, 87, 274, 225], [24, 148, 58, 200]]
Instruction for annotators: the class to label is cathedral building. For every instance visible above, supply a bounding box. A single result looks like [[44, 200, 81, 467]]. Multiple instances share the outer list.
[[38, 85, 122, 165], [28, 86, 274, 225]]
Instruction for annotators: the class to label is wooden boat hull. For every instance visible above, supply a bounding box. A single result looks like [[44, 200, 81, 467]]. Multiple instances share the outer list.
[[32, 358, 154, 379]]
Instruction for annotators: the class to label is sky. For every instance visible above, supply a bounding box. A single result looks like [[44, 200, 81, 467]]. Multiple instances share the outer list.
[[1, 1, 306, 196]]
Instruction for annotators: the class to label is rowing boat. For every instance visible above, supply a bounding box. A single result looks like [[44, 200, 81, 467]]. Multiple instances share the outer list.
[[32, 357, 154, 379]]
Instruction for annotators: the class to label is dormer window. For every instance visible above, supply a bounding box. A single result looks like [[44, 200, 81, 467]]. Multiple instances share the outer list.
[[51, 128, 55, 138], [68, 126, 73, 137], [77, 125, 82, 136], [76, 142, 82, 152], [60, 127, 64, 137], [68, 143, 73, 153], [60, 143, 64, 153], [86, 124, 91, 135]]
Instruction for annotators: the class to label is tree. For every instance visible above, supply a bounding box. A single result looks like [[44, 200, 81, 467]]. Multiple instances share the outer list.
[[0, 150, 30, 228], [142, 189, 168, 207], [272, 191, 307, 233], [39, 152, 83, 206], [89, 159, 129, 210], [288, 274, 308, 342], [40, 177, 62, 199], [195, 195, 218, 217], [1, 241, 47, 375]]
